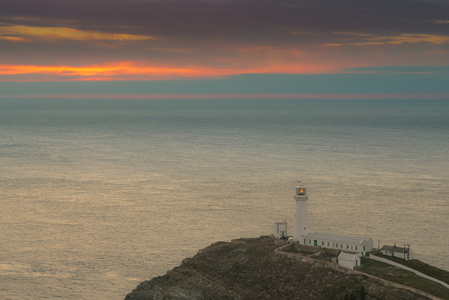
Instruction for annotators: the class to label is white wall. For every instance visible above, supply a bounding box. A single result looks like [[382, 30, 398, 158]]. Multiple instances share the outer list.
[[381, 249, 414, 260], [363, 238, 374, 252], [338, 256, 360, 270], [305, 238, 364, 253], [293, 200, 307, 243], [274, 223, 287, 239]]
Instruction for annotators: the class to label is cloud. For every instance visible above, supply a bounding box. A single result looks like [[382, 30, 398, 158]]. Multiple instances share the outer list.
[[0, 25, 155, 42], [333, 32, 449, 46], [386, 34, 449, 45], [0, 62, 236, 80], [0, 59, 346, 81], [3, 0, 449, 43], [0, 35, 27, 42], [1, 0, 449, 82]]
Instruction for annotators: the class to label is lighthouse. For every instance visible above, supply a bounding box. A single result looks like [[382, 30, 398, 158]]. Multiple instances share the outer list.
[[293, 181, 308, 244]]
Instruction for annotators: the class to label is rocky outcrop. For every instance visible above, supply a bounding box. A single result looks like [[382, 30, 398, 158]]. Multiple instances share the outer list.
[[125, 236, 433, 299]]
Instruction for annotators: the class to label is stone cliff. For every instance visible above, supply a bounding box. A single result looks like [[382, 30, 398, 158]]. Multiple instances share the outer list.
[[125, 236, 437, 299]]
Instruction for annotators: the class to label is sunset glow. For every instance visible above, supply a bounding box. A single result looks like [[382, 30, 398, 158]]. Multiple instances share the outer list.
[[0, 0, 448, 95], [0, 62, 230, 78], [0, 61, 346, 81]]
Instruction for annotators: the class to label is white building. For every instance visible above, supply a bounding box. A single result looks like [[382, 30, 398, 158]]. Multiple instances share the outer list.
[[274, 221, 288, 239], [292, 181, 373, 256], [381, 245, 414, 260], [338, 252, 361, 270], [305, 232, 373, 256]]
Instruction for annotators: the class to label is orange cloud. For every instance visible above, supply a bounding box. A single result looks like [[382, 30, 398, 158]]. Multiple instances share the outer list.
[[0, 25, 155, 42], [0, 62, 235, 80], [333, 32, 449, 46], [386, 34, 449, 45], [0, 60, 343, 81], [0, 35, 28, 42]]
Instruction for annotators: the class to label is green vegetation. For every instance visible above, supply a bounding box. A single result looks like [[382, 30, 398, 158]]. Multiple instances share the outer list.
[[376, 254, 449, 285], [281, 244, 449, 298], [360, 257, 449, 300]]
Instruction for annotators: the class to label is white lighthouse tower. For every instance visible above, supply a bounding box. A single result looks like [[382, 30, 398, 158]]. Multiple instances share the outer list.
[[293, 181, 308, 244]]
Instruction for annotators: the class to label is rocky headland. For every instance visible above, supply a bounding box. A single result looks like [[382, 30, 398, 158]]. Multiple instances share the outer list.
[[125, 236, 446, 299]]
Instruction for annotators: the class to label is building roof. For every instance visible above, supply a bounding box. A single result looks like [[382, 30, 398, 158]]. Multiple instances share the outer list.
[[296, 181, 306, 189], [306, 232, 369, 244], [381, 245, 410, 253], [338, 252, 359, 261]]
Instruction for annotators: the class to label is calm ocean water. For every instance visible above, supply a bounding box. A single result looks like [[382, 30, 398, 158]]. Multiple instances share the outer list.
[[1, 98, 448, 299]]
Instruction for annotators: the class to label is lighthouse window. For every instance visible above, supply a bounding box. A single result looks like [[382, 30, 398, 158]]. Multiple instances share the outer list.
[[346, 244, 349, 249], [336, 243, 338, 247], [321, 241, 324, 246], [327, 242, 330, 246], [355, 246, 358, 250]]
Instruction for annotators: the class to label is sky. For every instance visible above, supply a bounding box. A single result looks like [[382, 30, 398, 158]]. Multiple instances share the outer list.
[[1, 0, 449, 98]]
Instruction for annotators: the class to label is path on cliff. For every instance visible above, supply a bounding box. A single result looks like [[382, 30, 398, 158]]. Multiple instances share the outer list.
[[368, 255, 449, 290]]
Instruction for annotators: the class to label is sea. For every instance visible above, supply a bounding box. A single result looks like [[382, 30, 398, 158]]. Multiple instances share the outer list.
[[0, 98, 448, 299]]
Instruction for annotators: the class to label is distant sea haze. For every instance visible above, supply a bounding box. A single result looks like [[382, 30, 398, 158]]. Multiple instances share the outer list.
[[1, 98, 448, 299], [4, 92, 449, 100]]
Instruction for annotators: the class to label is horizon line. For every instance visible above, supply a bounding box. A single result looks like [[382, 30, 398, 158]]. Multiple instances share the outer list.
[[1, 93, 449, 100]]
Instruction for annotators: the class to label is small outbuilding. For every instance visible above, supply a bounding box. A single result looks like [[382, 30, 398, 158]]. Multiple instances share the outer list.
[[381, 245, 414, 260], [274, 221, 287, 239], [338, 252, 361, 270]]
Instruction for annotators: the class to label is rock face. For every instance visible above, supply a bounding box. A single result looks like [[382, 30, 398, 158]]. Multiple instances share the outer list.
[[125, 236, 432, 300]]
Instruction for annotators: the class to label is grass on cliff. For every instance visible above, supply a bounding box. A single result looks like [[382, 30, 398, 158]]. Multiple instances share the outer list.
[[359, 257, 449, 300], [374, 254, 449, 284]]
